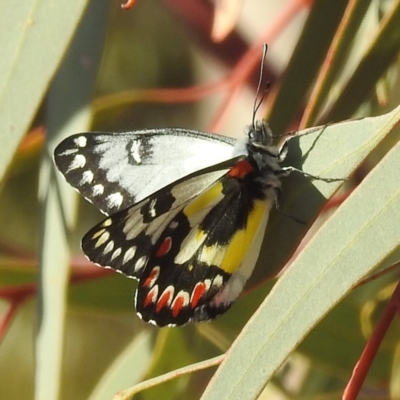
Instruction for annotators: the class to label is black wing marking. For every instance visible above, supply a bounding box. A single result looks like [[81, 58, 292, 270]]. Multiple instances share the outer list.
[[81, 159, 240, 279], [54, 129, 237, 215]]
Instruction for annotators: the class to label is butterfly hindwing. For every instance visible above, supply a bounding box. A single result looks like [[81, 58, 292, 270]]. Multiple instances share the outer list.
[[54, 129, 236, 215], [81, 160, 240, 279], [135, 161, 273, 326]]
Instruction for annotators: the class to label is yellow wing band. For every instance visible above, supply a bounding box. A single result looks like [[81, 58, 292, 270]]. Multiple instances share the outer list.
[[184, 182, 224, 218], [220, 199, 267, 274]]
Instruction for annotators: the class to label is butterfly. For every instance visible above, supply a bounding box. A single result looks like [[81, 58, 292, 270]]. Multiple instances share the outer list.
[[53, 119, 304, 327]]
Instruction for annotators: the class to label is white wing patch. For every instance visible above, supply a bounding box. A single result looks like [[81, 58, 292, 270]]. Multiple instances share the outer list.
[[95, 231, 110, 247], [106, 192, 123, 209], [149, 199, 157, 218], [111, 247, 122, 261], [95, 134, 234, 204], [67, 154, 86, 172], [80, 170, 94, 185], [54, 129, 237, 214], [130, 140, 142, 164], [74, 136, 87, 148], [92, 184, 104, 196], [135, 256, 147, 272], [103, 240, 114, 254], [122, 246, 137, 264], [174, 229, 207, 265]]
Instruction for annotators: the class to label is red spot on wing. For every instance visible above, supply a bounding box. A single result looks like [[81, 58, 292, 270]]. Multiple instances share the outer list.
[[142, 266, 160, 288], [156, 237, 172, 257], [228, 160, 254, 179], [144, 286, 158, 308], [171, 294, 185, 317], [156, 288, 173, 313], [190, 282, 207, 309]]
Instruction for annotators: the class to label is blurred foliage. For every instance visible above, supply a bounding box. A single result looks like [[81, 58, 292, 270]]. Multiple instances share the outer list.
[[0, 0, 400, 400]]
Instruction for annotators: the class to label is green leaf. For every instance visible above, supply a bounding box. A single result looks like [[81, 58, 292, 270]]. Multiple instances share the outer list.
[[298, 288, 394, 382], [301, 0, 372, 126], [252, 105, 400, 283], [265, 0, 349, 134], [141, 329, 196, 400], [324, 1, 400, 122], [88, 331, 154, 400], [0, 1, 89, 182], [36, 2, 109, 399], [201, 106, 400, 400]]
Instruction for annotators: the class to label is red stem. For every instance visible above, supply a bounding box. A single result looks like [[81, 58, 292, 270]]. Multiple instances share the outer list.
[[0, 264, 111, 340], [343, 280, 400, 400], [208, 0, 313, 132]]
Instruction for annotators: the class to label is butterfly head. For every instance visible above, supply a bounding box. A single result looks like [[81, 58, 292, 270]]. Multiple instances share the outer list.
[[248, 119, 274, 148], [241, 119, 284, 174]]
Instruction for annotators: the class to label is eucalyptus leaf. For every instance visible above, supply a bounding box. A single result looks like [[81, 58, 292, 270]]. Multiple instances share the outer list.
[[0, 1, 89, 182], [202, 106, 400, 400]]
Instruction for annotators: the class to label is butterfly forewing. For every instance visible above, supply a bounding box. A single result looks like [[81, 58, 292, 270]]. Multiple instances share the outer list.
[[54, 129, 237, 215]]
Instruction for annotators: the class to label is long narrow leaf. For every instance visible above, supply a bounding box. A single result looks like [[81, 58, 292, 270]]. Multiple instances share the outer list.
[[0, 1, 89, 182], [202, 106, 400, 400], [36, 2, 109, 399]]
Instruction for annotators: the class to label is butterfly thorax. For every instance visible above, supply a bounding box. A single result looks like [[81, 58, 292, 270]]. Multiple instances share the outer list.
[[233, 120, 284, 203]]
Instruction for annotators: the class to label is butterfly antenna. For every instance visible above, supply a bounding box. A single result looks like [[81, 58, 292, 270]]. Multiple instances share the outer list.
[[252, 44, 268, 128]]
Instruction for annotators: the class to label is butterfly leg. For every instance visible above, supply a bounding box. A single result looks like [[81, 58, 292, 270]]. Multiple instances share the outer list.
[[276, 208, 306, 224], [276, 136, 291, 162], [278, 166, 345, 182]]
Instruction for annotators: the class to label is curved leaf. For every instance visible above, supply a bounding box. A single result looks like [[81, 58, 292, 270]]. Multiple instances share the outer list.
[[202, 106, 400, 400], [0, 1, 89, 182]]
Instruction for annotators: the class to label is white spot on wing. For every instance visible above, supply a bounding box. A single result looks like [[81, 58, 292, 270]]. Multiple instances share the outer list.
[[174, 229, 207, 264], [122, 246, 137, 264], [67, 154, 86, 172], [95, 231, 110, 248], [149, 199, 157, 217], [107, 192, 123, 209], [92, 228, 106, 239], [92, 184, 104, 196], [135, 255, 147, 272], [80, 170, 94, 185], [169, 221, 179, 230], [198, 245, 225, 266], [103, 240, 114, 254], [74, 136, 87, 148], [111, 248, 122, 261], [58, 148, 78, 156], [101, 218, 112, 227], [130, 140, 142, 164], [212, 274, 224, 289]]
